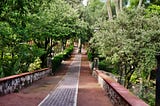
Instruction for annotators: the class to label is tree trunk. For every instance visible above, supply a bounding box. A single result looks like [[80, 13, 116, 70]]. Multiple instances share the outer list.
[[139, 77, 144, 96], [114, 0, 120, 17], [120, 0, 123, 11], [40, 38, 50, 68], [50, 38, 53, 56], [119, 64, 125, 85], [125, 69, 134, 88], [40, 54, 47, 68], [106, 0, 113, 20], [118, 64, 123, 84], [1, 51, 3, 61], [61, 39, 66, 51], [78, 38, 82, 53], [138, 0, 143, 8]]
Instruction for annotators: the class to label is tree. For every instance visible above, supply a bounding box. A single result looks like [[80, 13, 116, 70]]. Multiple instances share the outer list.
[[120, 0, 123, 11], [106, 0, 113, 20], [138, 0, 144, 8], [0, 0, 83, 76], [27, 0, 80, 67], [0, 0, 47, 76], [89, 8, 160, 105], [114, 0, 120, 17]]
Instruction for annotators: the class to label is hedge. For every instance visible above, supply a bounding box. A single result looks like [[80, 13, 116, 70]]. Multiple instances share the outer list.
[[52, 45, 74, 71], [98, 60, 118, 75]]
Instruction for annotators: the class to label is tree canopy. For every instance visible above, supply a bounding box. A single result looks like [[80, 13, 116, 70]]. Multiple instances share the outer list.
[[87, 0, 160, 105], [0, 0, 160, 105], [0, 0, 90, 77]]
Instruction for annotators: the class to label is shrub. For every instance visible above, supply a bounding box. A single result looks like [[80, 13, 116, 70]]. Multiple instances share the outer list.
[[87, 51, 93, 61], [98, 60, 118, 74], [98, 60, 106, 70], [63, 46, 74, 60], [52, 54, 63, 70], [28, 57, 42, 72], [52, 45, 74, 71]]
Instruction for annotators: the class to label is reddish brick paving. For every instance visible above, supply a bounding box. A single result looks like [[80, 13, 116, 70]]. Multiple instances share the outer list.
[[0, 57, 73, 106], [39, 54, 81, 106], [77, 51, 113, 106], [0, 48, 113, 106]]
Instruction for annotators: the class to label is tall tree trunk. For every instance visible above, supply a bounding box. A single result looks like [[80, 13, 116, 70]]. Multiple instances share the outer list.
[[139, 77, 144, 96], [118, 63, 123, 84], [40, 38, 50, 68], [50, 38, 53, 56], [40, 54, 47, 68], [78, 38, 82, 53], [106, 0, 113, 20], [138, 0, 143, 8], [120, 0, 123, 11], [1, 51, 3, 61], [114, 0, 120, 17], [61, 39, 66, 51]]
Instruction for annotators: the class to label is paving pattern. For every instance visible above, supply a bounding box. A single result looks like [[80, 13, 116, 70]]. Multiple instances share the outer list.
[[39, 54, 81, 106]]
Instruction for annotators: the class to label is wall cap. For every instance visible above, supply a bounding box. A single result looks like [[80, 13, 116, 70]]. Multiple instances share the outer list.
[[0, 68, 49, 82], [95, 70, 149, 106]]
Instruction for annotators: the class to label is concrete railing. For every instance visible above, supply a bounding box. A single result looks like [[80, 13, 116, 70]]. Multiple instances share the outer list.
[[0, 68, 51, 96], [92, 70, 149, 106]]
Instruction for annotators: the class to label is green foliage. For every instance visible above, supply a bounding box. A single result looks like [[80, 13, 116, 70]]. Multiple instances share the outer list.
[[52, 54, 64, 71], [129, 0, 139, 8], [87, 51, 93, 61], [150, 0, 160, 5], [0, 0, 47, 77], [98, 60, 107, 70], [98, 60, 118, 74], [89, 7, 160, 104], [0, 0, 89, 77], [52, 46, 74, 71], [146, 4, 160, 15], [84, 0, 106, 25], [62, 45, 74, 60], [143, 91, 155, 106], [0, 66, 4, 78], [28, 57, 42, 72]]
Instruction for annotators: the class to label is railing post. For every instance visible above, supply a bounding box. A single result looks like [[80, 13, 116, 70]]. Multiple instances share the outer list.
[[93, 57, 99, 70], [155, 53, 160, 106]]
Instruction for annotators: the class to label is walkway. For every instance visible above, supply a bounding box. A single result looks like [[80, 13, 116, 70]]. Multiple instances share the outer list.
[[78, 51, 113, 106], [39, 54, 81, 106], [39, 48, 113, 106], [0, 48, 113, 106]]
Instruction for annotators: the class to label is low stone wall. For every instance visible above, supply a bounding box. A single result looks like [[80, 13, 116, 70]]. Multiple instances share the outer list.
[[0, 68, 51, 96], [92, 70, 149, 106]]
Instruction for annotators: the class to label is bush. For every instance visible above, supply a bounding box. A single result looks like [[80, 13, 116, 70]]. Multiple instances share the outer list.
[[52, 45, 74, 71], [87, 51, 93, 61], [63, 46, 74, 60], [28, 57, 42, 72], [52, 54, 63, 70], [98, 60, 106, 70], [98, 60, 118, 74]]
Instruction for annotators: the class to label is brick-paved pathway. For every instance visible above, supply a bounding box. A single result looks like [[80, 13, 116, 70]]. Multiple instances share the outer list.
[[39, 48, 113, 106], [0, 48, 113, 106], [39, 54, 81, 106], [77, 50, 113, 106]]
